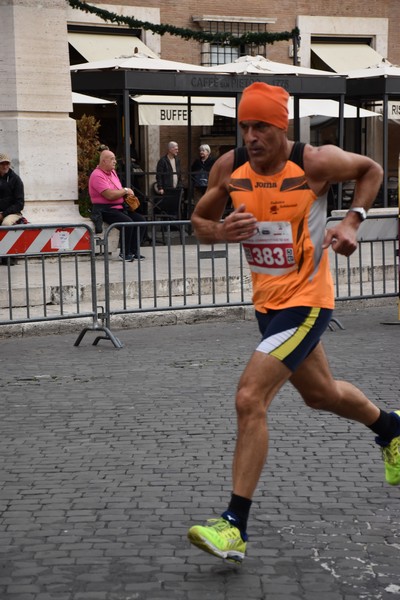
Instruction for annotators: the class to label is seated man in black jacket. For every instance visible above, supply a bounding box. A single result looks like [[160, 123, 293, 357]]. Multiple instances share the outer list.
[[0, 152, 25, 265], [0, 153, 24, 226]]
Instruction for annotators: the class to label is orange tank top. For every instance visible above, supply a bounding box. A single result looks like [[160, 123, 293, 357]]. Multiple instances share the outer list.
[[229, 159, 334, 312]]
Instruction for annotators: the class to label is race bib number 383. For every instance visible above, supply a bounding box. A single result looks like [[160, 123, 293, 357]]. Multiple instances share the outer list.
[[242, 221, 297, 275]]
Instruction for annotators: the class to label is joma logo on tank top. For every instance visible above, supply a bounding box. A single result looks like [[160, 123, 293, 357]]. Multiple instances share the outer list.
[[254, 182, 277, 188], [228, 176, 309, 193]]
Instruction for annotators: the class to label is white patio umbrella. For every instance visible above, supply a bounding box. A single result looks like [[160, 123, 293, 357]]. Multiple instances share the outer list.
[[342, 60, 400, 79], [209, 97, 379, 119], [71, 54, 212, 73], [72, 92, 115, 105], [288, 98, 380, 119], [207, 55, 337, 76], [71, 54, 337, 76]]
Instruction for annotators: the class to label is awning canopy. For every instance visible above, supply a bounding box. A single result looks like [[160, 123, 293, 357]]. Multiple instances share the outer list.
[[71, 61, 347, 190], [311, 43, 384, 73], [68, 32, 158, 62]]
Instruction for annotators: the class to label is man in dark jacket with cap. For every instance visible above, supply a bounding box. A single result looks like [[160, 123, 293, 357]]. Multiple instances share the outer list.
[[0, 153, 25, 265], [0, 153, 24, 226]]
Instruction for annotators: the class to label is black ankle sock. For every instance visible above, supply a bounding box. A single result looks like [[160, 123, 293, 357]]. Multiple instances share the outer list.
[[222, 493, 252, 536], [368, 409, 400, 442]]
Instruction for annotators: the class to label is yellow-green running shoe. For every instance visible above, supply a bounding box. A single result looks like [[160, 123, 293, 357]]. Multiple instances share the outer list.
[[381, 411, 400, 486], [188, 517, 247, 563]]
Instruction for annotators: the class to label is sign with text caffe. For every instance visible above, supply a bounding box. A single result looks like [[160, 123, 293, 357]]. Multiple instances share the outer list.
[[189, 75, 291, 92]]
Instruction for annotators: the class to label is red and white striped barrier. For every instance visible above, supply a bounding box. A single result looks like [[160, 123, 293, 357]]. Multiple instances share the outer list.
[[0, 226, 91, 255]]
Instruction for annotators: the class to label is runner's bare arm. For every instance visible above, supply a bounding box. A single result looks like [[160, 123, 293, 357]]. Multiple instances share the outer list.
[[304, 144, 383, 209], [191, 151, 257, 244], [304, 144, 383, 256]]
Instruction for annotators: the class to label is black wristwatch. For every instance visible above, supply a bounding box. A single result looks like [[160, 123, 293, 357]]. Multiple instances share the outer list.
[[347, 207, 367, 221]]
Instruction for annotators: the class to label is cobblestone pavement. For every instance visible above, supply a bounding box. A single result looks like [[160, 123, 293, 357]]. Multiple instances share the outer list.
[[0, 303, 399, 600]]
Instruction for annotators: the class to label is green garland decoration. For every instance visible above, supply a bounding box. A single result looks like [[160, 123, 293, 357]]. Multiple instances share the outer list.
[[67, 0, 299, 47]]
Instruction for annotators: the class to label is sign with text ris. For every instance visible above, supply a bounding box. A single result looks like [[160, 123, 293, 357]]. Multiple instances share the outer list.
[[388, 101, 400, 120]]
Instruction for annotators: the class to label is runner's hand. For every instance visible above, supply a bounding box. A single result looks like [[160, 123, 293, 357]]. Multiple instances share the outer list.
[[322, 222, 358, 257], [221, 204, 257, 242]]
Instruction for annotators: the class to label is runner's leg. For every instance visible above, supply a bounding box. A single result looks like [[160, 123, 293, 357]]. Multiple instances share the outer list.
[[232, 352, 291, 499], [289, 342, 380, 425]]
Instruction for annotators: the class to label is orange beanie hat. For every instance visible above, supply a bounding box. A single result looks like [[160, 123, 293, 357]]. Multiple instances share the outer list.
[[238, 82, 289, 130]]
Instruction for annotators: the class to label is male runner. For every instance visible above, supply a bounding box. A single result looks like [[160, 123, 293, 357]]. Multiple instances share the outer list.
[[187, 81, 400, 564]]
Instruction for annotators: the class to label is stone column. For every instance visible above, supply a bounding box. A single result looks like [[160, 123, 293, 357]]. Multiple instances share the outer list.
[[0, 0, 80, 223]]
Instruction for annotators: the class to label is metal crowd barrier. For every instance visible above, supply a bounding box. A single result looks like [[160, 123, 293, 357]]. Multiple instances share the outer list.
[[99, 213, 398, 332], [0, 223, 122, 348], [0, 215, 398, 346], [100, 220, 251, 333], [326, 213, 398, 301]]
